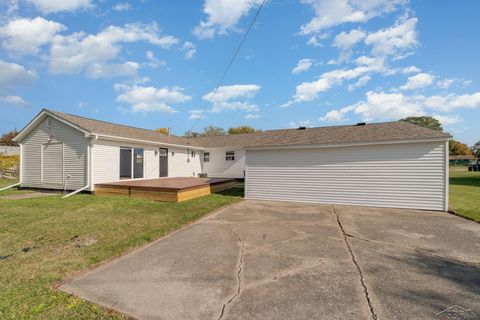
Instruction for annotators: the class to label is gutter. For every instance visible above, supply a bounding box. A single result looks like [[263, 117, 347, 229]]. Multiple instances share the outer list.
[[95, 133, 205, 150], [62, 185, 89, 198]]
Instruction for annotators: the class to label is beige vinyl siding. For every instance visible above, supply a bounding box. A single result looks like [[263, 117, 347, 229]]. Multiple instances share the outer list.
[[245, 141, 447, 211], [203, 148, 245, 178], [21, 116, 88, 190]]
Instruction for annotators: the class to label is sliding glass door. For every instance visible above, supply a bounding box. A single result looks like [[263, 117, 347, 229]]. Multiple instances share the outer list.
[[119, 147, 144, 179], [120, 148, 132, 179]]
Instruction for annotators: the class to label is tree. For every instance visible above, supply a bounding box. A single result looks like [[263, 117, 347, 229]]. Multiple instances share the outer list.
[[201, 126, 226, 136], [184, 130, 201, 137], [402, 116, 443, 131], [155, 127, 170, 136], [0, 130, 18, 146], [449, 139, 473, 156], [228, 126, 258, 135], [472, 140, 480, 158]]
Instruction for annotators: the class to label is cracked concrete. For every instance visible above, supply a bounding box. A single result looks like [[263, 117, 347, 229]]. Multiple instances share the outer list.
[[61, 200, 480, 320]]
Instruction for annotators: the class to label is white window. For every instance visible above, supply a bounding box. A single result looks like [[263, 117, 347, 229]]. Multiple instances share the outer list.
[[226, 151, 235, 161], [204, 152, 210, 162], [191, 150, 196, 157]]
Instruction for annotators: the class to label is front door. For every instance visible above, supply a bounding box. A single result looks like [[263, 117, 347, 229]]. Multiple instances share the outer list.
[[159, 148, 168, 177]]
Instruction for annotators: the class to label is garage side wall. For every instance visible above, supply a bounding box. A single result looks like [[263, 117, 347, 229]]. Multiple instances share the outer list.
[[21, 116, 88, 190], [245, 141, 448, 211]]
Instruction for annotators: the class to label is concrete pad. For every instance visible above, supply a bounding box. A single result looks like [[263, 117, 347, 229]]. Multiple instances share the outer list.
[[61, 200, 371, 320], [62, 201, 480, 320]]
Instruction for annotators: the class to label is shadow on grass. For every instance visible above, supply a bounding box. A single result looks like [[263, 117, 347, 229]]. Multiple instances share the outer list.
[[216, 185, 245, 198], [449, 175, 480, 188]]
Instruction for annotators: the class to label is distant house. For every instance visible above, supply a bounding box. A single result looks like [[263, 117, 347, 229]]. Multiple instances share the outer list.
[[0, 145, 20, 155], [449, 155, 477, 165], [14, 109, 452, 211]]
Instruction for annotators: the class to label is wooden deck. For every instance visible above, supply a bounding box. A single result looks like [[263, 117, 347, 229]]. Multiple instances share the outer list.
[[94, 177, 237, 202]]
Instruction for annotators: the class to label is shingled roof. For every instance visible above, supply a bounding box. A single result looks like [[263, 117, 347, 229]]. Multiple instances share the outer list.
[[45, 109, 451, 148]]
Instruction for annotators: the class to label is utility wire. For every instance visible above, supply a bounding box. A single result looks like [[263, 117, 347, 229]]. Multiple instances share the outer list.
[[187, 0, 267, 138]]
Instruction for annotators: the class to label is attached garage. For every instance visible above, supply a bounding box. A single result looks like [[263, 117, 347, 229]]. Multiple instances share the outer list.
[[244, 123, 451, 211]]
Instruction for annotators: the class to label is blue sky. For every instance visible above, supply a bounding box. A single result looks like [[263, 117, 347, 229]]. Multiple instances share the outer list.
[[0, 0, 479, 145]]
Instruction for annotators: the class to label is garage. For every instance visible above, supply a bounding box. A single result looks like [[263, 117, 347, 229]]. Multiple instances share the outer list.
[[245, 124, 450, 211]]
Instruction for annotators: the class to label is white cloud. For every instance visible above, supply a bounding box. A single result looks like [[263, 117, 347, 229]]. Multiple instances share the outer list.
[[347, 75, 370, 91], [189, 109, 205, 119], [193, 0, 264, 39], [365, 17, 417, 58], [402, 66, 420, 74], [85, 61, 140, 79], [114, 83, 191, 113], [245, 113, 261, 119], [27, 0, 92, 13], [292, 58, 315, 74], [319, 106, 354, 122], [283, 59, 385, 106], [0, 17, 66, 56], [333, 28, 365, 50], [322, 91, 480, 122], [182, 41, 196, 60], [289, 120, 314, 128], [49, 23, 178, 76], [432, 114, 462, 126], [203, 84, 261, 113], [300, 0, 404, 34], [0, 95, 29, 107], [0, 59, 36, 90], [145, 50, 165, 68], [113, 2, 130, 11], [436, 78, 455, 89], [400, 72, 434, 90]]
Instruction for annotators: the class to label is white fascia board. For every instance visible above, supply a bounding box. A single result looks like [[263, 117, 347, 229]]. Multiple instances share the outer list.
[[14, 109, 91, 142], [244, 137, 451, 151], [95, 134, 205, 150]]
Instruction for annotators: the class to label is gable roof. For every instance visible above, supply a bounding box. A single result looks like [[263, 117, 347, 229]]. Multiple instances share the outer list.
[[15, 109, 451, 148]]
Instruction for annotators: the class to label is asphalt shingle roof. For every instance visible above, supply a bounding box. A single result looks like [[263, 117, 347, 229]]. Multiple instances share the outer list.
[[47, 109, 451, 149]]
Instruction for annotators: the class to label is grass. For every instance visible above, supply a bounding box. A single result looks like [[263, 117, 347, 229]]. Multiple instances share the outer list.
[[0, 178, 32, 196], [0, 186, 243, 319], [449, 166, 480, 222]]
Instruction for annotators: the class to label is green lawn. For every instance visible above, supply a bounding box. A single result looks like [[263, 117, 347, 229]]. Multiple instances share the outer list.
[[0, 187, 243, 319], [449, 166, 480, 222], [0, 179, 32, 196]]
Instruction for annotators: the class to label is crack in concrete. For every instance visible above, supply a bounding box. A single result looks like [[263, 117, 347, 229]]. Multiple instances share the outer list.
[[332, 205, 378, 320], [217, 231, 245, 320], [344, 232, 480, 266]]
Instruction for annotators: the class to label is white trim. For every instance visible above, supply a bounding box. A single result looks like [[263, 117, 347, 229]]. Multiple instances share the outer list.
[[445, 140, 449, 211], [245, 137, 451, 151], [97, 134, 205, 150], [19, 143, 23, 184]]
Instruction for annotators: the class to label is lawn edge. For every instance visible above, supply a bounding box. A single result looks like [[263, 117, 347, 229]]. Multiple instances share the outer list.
[[57, 198, 244, 286], [447, 209, 480, 223]]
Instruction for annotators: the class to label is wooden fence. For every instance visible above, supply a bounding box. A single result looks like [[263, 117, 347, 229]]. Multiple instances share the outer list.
[[0, 168, 19, 179]]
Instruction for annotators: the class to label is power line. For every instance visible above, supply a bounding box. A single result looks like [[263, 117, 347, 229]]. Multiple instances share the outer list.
[[187, 0, 267, 137]]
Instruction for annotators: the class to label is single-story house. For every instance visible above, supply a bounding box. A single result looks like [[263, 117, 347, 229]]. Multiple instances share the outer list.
[[14, 109, 451, 211], [449, 155, 477, 165]]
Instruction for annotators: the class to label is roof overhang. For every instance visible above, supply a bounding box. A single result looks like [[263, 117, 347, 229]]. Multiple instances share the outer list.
[[96, 134, 206, 150], [244, 136, 452, 151], [14, 109, 92, 142]]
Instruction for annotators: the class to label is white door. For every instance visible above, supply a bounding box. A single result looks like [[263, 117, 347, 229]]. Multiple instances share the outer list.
[[42, 143, 64, 186], [245, 142, 447, 211]]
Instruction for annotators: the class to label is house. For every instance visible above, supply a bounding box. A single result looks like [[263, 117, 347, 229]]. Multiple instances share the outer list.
[[14, 109, 452, 211], [449, 155, 477, 166]]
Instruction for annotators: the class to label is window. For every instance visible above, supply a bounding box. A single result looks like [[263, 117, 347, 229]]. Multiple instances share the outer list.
[[133, 148, 144, 179], [47, 118, 54, 128], [159, 148, 167, 157], [204, 152, 210, 162], [191, 150, 196, 158], [226, 151, 235, 161]]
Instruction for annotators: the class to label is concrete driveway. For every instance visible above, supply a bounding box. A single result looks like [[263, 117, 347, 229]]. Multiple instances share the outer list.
[[62, 200, 480, 320]]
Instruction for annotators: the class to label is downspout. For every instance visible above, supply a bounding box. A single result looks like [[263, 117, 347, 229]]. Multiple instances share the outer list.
[[62, 135, 96, 199], [0, 182, 21, 192]]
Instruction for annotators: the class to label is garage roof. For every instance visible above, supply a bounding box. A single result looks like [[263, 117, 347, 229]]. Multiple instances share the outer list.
[[21, 109, 451, 148]]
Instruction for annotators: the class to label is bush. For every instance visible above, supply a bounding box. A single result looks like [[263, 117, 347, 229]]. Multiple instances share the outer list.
[[0, 155, 19, 169]]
